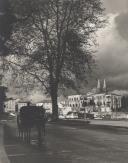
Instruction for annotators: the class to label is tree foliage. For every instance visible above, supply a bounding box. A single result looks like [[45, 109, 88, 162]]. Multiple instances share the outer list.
[[7, 0, 105, 120], [0, 0, 15, 55]]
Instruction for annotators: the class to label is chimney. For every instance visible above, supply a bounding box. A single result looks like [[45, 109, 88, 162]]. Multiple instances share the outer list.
[[103, 79, 107, 92], [97, 79, 101, 93]]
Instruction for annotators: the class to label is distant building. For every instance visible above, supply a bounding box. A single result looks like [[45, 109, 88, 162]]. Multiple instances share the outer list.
[[91, 93, 121, 113], [121, 95, 128, 111], [4, 98, 18, 113], [17, 100, 30, 112], [67, 95, 87, 112], [86, 80, 122, 114], [36, 99, 52, 113], [66, 80, 122, 115]]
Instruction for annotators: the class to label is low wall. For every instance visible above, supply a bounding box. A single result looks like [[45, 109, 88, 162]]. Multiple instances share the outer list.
[[111, 112, 128, 119]]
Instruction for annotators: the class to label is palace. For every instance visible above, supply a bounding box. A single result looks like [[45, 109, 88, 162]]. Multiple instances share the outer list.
[[67, 79, 122, 115]]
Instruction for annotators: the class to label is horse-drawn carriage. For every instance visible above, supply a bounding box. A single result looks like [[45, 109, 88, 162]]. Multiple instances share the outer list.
[[17, 105, 46, 147]]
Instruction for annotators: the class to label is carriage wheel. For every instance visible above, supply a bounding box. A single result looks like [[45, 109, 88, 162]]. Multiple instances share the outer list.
[[37, 126, 45, 147], [17, 115, 22, 139]]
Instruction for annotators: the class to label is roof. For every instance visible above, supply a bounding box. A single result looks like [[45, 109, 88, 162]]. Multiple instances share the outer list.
[[37, 99, 52, 103], [68, 94, 86, 98], [18, 101, 30, 103]]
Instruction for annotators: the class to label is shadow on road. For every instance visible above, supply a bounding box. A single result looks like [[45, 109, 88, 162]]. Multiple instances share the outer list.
[[50, 119, 128, 135]]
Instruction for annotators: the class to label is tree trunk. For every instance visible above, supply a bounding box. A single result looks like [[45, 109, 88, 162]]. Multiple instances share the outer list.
[[50, 84, 59, 121]]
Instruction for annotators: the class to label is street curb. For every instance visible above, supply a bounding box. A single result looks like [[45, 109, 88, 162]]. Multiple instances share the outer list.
[[49, 119, 92, 127], [49, 119, 128, 130], [0, 124, 10, 163]]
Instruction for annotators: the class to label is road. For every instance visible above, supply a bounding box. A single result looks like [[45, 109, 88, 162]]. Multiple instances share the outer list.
[[3, 121, 128, 163]]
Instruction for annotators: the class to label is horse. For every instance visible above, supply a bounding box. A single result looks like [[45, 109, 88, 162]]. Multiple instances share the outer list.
[[17, 105, 46, 147]]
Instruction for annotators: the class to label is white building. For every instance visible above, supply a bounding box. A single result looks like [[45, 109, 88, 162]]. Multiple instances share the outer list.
[[65, 80, 122, 115], [4, 98, 18, 113], [67, 95, 87, 111], [90, 93, 122, 113], [86, 80, 122, 114], [36, 99, 52, 113]]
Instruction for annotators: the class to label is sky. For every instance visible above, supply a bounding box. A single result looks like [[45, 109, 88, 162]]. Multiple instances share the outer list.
[[0, 0, 128, 98], [96, 0, 128, 90]]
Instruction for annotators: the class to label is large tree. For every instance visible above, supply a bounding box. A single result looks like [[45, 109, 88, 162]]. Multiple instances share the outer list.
[[0, 0, 15, 56], [7, 0, 105, 120]]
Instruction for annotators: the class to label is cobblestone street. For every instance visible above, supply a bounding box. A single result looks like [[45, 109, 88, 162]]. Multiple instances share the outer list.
[[2, 121, 128, 163]]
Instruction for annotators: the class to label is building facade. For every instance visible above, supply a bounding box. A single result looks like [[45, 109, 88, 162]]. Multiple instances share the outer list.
[[67, 95, 87, 112], [86, 80, 122, 114], [67, 80, 122, 115], [90, 93, 122, 114], [4, 98, 18, 113]]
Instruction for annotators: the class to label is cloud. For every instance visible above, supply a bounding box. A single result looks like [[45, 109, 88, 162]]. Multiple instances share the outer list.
[[94, 0, 128, 90], [95, 14, 128, 90], [102, 0, 128, 14], [108, 73, 128, 89], [115, 12, 128, 41]]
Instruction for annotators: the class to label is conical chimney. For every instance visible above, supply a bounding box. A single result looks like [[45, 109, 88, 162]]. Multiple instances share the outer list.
[[97, 79, 101, 93], [97, 79, 100, 89], [103, 79, 107, 92]]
